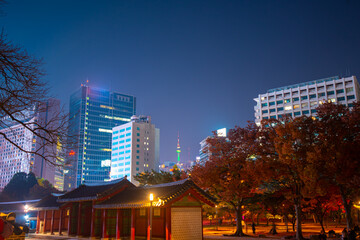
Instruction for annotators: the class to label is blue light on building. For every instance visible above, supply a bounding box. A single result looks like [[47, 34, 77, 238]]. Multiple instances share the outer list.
[[64, 84, 136, 190]]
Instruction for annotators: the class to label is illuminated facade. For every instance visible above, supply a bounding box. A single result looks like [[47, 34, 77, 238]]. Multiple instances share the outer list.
[[199, 128, 227, 163], [0, 99, 63, 191], [110, 115, 159, 184], [254, 76, 360, 125], [64, 84, 136, 190]]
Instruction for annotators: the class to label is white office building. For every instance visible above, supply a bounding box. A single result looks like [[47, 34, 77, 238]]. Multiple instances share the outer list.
[[254, 76, 360, 125], [110, 115, 160, 184], [199, 128, 227, 163]]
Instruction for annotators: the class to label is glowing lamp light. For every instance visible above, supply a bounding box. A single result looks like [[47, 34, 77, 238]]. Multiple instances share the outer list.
[[149, 193, 154, 202], [24, 215, 29, 220], [69, 150, 75, 156]]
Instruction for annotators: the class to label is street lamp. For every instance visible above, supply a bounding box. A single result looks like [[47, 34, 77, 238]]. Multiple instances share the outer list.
[[24, 204, 29, 213], [149, 193, 154, 240]]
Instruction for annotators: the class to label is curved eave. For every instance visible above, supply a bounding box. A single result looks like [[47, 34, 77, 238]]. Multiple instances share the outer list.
[[94, 202, 164, 209], [30, 207, 60, 211], [57, 196, 97, 203]]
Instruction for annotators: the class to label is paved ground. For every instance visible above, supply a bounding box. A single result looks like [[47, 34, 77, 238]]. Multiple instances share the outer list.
[[24, 222, 352, 239]]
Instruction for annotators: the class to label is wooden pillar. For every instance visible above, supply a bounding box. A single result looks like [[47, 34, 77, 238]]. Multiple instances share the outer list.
[[90, 206, 96, 238], [131, 209, 136, 240], [116, 209, 122, 239], [67, 206, 72, 236], [43, 210, 47, 234], [59, 209, 63, 235], [77, 202, 82, 236], [50, 210, 55, 235], [102, 209, 108, 239], [36, 211, 40, 234], [147, 208, 151, 240], [201, 207, 204, 240], [165, 207, 171, 240]]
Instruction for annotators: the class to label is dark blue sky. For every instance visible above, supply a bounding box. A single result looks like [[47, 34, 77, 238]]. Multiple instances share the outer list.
[[2, 0, 360, 163]]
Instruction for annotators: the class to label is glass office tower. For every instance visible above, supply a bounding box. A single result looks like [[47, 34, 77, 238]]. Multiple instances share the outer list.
[[64, 84, 136, 190]]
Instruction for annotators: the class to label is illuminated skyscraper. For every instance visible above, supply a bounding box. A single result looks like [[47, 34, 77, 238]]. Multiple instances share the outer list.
[[199, 128, 227, 163], [0, 99, 63, 191], [64, 83, 136, 190], [254, 76, 360, 125], [110, 115, 159, 184]]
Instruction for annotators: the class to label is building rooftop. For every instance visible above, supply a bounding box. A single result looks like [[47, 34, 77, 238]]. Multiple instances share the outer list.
[[94, 178, 216, 209], [58, 177, 134, 202], [267, 76, 340, 93]]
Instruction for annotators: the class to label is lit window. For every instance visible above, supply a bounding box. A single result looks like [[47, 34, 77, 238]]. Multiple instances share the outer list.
[[284, 106, 292, 111], [346, 87, 354, 93], [293, 105, 300, 109]]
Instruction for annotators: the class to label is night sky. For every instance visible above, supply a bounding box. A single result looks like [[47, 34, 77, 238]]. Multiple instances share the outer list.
[[2, 0, 360, 164]]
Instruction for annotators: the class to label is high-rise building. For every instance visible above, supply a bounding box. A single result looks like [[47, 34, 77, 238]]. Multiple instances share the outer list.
[[110, 115, 159, 184], [254, 76, 360, 125], [199, 128, 227, 163], [0, 99, 63, 191], [64, 84, 136, 190]]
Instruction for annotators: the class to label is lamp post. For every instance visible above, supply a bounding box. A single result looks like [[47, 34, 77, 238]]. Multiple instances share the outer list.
[[149, 193, 154, 240]]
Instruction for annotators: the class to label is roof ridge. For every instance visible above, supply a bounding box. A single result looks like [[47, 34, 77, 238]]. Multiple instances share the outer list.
[[142, 178, 189, 189], [84, 177, 126, 186]]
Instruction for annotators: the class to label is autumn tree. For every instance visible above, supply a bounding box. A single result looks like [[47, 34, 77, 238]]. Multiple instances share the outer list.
[[308, 102, 360, 230], [303, 191, 340, 232], [191, 123, 261, 236], [258, 116, 319, 240]]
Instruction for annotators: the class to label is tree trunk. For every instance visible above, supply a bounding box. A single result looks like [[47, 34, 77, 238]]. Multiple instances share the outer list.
[[315, 213, 325, 233], [340, 185, 353, 230], [256, 213, 260, 225], [292, 218, 295, 232], [284, 215, 289, 233], [294, 200, 304, 240], [233, 206, 245, 236]]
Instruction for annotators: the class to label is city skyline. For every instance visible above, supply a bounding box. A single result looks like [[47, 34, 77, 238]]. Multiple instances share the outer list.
[[2, 0, 360, 163]]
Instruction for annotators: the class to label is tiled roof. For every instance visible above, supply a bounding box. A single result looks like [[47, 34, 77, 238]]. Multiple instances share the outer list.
[[94, 179, 216, 209], [58, 177, 134, 202], [0, 199, 41, 213], [30, 194, 63, 210]]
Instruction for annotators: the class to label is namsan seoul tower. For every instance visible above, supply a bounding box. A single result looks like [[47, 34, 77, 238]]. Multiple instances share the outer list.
[[176, 132, 181, 163]]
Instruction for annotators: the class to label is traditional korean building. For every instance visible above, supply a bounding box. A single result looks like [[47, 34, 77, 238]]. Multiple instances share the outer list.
[[31, 177, 216, 240]]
